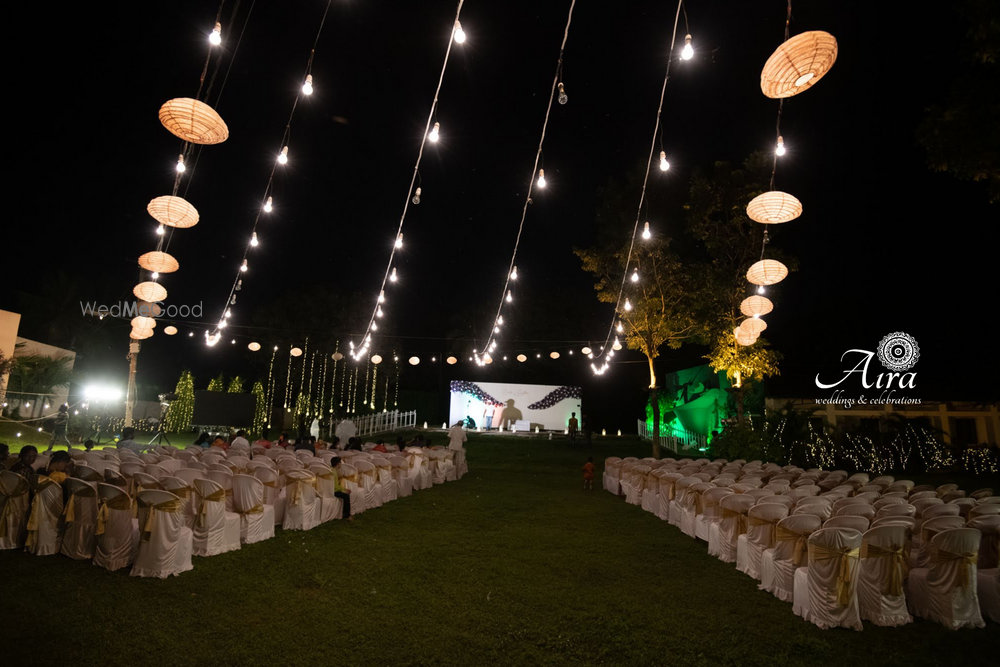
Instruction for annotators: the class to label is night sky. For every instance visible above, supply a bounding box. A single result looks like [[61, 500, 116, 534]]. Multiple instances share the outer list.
[[5, 1, 997, 428]]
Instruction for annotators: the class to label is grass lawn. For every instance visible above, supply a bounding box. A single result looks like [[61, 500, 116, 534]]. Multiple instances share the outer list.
[[3, 434, 998, 667]]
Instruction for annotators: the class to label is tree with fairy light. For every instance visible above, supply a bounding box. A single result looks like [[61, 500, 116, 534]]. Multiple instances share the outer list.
[[251, 381, 267, 436], [164, 370, 195, 433], [227, 376, 244, 393], [206, 373, 224, 392]]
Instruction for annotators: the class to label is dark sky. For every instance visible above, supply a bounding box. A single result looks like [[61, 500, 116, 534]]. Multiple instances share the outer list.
[[5, 0, 997, 427]]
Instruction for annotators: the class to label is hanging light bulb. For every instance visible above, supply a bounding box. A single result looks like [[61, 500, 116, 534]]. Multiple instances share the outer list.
[[510, 266, 518, 280], [537, 169, 546, 188], [225, 309, 231, 318], [230, 295, 236, 305], [681, 34, 694, 60], [659, 151, 669, 171], [757, 285, 766, 295], [151, 271, 159, 280], [498, 316, 504, 325], [558, 82, 568, 105], [775, 135, 786, 156], [176, 154, 186, 173], [390, 267, 397, 282], [240, 259, 248, 272], [617, 321, 624, 334], [494, 326, 500, 333], [278, 146, 288, 164], [371, 322, 378, 331], [506, 290, 513, 303], [302, 74, 314, 96], [209, 22, 222, 46], [412, 187, 421, 205], [219, 320, 228, 329], [236, 279, 242, 291], [376, 306, 383, 317], [378, 290, 385, 303], [631, 267, 639, 283], [156, 225, 165, 236], [395, 233, 403, 249], [624, 298, 632, 311], [263, 196, 273, 213], [250, 232, 259, 247], [454, 20, 466, 43], [642, 222, 651, 240], [429, 122, 440, 142]]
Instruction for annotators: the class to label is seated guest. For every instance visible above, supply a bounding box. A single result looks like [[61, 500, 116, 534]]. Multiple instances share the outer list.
[[10, 445, 39, 491], [408, 434, 426, 447], [293, 437, 315, 455], [231, 430, 250, 449], [396, 436, 406, 450], [330, 436, 341, 451], [83, 439, 95, 452], [116, 427, 144, 455], [348, 437, 363, 452], [39, 451, 72, 484], [0, 443, 14, 469], [373, 440, 388, 453], [211, 435, 229, 451], [276, 433, 291, 449], [329, 457, 353, 522], [193, 432, 212, 448], [253, 428, 272, 449], [315, 439, 328, 451]]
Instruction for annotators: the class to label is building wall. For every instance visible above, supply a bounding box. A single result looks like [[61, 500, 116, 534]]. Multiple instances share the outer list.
[[9, 336, 77, 419], [0, 310, 21, 403]]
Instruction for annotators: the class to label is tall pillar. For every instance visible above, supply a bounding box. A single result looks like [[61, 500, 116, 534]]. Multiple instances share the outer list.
[[124, 341, 140, 427]]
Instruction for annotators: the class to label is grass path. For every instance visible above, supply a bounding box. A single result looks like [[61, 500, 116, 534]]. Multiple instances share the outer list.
[[3, 436, 998, 666]]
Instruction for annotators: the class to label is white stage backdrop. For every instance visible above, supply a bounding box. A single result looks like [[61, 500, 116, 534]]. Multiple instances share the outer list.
[[449, 380, 582, 431]]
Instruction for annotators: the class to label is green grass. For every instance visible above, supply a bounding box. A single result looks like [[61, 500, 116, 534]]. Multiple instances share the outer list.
[[3, 435, 998, 667]]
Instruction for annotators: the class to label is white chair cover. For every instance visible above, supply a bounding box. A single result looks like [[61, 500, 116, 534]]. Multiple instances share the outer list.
[[858, 525, 913, 626], [207, 469, 235, 512], [309, 464, 343, 524], [253, 467, 286, 526], [760, 514, 822, 602], [340, 464, 366, 514], [232, 474, 275, 543], [695, 487, 734, 541], [737, 503, 789, 580], [353, 460, 382, 510], [93, 483, 139, 571], [0, 470, 31, 550], [658, 473, 682, 522], [906, 528, 985, 629], [391, 456, 413, 498], [681, 482, 715, 538], [60, 477, 99, 560], [793, 527, 864, 630], [372, 457, 397, 502], [191, 478, 241, 556], [712, 495, 754, 563], [25, 477, 64, 556], [131, 489, 193, 578], [282, 470, 320, 531], [604, 458, 622, 495], [160, 476, 196, 527]]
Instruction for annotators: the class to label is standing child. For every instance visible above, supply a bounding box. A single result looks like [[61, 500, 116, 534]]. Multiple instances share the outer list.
[[582, 456, 595, 490]]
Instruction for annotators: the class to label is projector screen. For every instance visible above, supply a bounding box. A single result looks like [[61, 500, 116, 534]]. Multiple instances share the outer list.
[[449, 380, 582, 432], [191, 390, 257, 428]]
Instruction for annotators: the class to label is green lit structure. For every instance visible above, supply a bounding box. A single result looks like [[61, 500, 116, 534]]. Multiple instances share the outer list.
[[645, 365, 733, 448]]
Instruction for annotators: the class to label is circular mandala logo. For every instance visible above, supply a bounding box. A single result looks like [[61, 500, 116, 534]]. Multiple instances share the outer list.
[[877, 332, 920, 371]]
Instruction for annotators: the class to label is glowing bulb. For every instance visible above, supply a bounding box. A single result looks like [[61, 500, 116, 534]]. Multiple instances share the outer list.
[[490, 342, 496, 351], [506, 291, 513, 303], [454, 21, 466, 43], [151, 271, 159, 280], [390, 267, 397, 282], [224, 309, 231, 318], [278, 146, 288, 164], [371, 322, 378, 331], [775, 135, 786, 156], [189, 332, 194, 337], [240, 259, 248, 272], [498, 316, 504, 325], [510, 266, 518, 280], [376, 306, 383, 317], [209, 22, 222, 46], [412, 187, 421, 205], [264, 196, 273, 213], [624, 298, 632, 311], [250, 232, 258, 247], [494, 326, 500, 333], [659, 151, 669, 171], [642, 222, 651, 240], [537, 169, 546, 188], [429, 122, 440, 142], [631, 268, 639, 283], [681, 34, 693, 60], [219, 320, 227, 329], [176, 154, 186, 173], [156, 225, 165, 236], [558, 82, 568, 105], [757, 285, 765, 295], [617, 321, 624, 334], [395, 233, 403, 249], [378, 291, 385, 303], [302, 74, 313, 95]]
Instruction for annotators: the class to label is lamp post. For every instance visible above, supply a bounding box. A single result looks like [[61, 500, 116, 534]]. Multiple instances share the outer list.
[[124, 341, 140, 427]]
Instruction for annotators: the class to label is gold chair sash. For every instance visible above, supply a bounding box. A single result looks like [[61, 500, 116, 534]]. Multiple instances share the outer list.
[[63, 485, 97, 523], [721, 508, 749, 536], [748, 515, 779, 545], [167, 486, 191, 499], [95, 493, 134, 535], [25, 479, 59, 548], [808, 544, 861, 606], [929, 545, 978, 590], [194, 488, 227, 527], [137, 497, 183, 542], [287, 475, 317, 507], [0, 477, 29, 539], [861, 542, 909, 596], [775, 525, 810, 566], [261, 479, 278, 488], [235, 503, 265, 515]]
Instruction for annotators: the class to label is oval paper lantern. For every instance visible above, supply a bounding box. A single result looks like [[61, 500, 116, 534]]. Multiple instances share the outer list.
[[581, 346, 592, 355], [147, 196, 200, 229], [408, 356, 420, 366], [446, 356, 457, 365], [130, 316, 156, 335], [163, 325, 178, 335], [290, 347, 303, 357], [332, 352, 344, 361], [371, 355, 383, 365], [138, 251, 180, 274], [517, 354, 527, 363], [740, 296, 774, 317], [158, 98, 229, 144], [746, 191, 802, 224], [248, 342, 261, 351], [484, 356, 493, 365], [735, 328, 758, 346], [740, 318, 768, 336], [549, 351, 560, 359], [133, 281, 167, 303], [130, 327, 153, 341], [746, 259, 788, 286], [760, 31, 838, 99], [136, 300, 162, 317]]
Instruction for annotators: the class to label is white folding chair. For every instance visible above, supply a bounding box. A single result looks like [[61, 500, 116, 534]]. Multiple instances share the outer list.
[[207, 469, 235, 512], [191, 478, 240, 556], [906, 528, 985, 629], [94, 483, 139, 571], [793, 527, 864, 630], [712, 494, 754, 563], [131, 489, 193, 578], [232, 474, 275, 543]]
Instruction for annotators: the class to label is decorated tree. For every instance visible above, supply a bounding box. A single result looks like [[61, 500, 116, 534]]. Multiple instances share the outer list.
[[252, 381, 267, 436], [227, 376, 244, 393], [206, 373, 225, 392], [164, 370, 195, 433], [704, 329, 781, 424]]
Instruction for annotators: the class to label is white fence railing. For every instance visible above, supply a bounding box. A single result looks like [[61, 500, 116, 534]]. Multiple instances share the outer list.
[[637, 419, 708, 452], [335, 410, 417, 438]]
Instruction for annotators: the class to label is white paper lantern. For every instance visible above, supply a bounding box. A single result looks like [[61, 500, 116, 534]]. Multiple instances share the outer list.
[[408, 356, 420, 366], [248, 342, 261, 351], [746, 259, 788, 286], [746, 191, 802, 224], [332, 352, 344, 361], [517, 354, 527, 363], [446, 356, 457, 365], [740, 296, 774, 317], [290, 347, 303, 357], [740, 318, 768, 336], [760, 31, 839, 99], [133, 281, 167, 303], [372, 355, 383, 365], [581, 346, 592, 355], [549, 351, 560, 359], [163, 326, 178, 335]]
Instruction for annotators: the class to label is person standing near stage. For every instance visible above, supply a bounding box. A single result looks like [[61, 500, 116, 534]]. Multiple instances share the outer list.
[[568, 412, 579, 443], [46, 404, 71, 451], [482, 405, 493, 431]]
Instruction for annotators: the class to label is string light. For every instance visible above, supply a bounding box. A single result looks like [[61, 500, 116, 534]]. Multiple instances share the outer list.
[[156, 225, 165, 236], [775, 135, 786, 156], [278, 146, 289, 164], [631, 267, 639, 283], [506, 291, 513, 303], [302, 74, 314, 96], [250, 232, 259, 247], [642, 222, 651, 239], [263, 196, 273, 213], [617, 321, 624, 334], [537, 169, 547, 188], [659, 151, 669, 171], [151, 271, 159, 280], [558, 82, 568, 105], [454, 20, 466, 44], [240, 259, 248, 272], [624, 298, 632, 312], [175, 154, 186, 173], [681, 34, 694, 60], [209, 22, 222, 46], [757, 285, 766, 295], [389, 267, 398, 282], [376, 306, 383, 317], [429, 122, 440, 142], [224, 309, 231, 318], [378, 290, 385, 303], [395, 233, 403, 249], [510, 266, 518, 280], [412, 187, 421, 205]]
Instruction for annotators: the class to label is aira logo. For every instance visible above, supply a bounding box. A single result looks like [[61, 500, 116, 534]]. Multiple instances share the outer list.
[[816, 332, 920, 393]]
